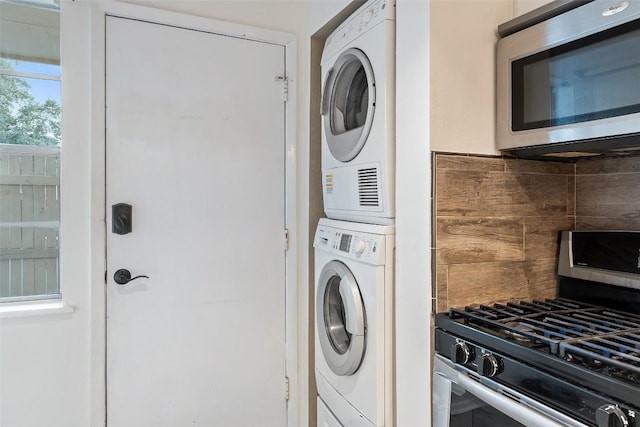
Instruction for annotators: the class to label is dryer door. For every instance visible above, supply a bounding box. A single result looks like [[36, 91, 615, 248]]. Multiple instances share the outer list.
[[321, 48, 376, 163], [316, 260, 366, 376]]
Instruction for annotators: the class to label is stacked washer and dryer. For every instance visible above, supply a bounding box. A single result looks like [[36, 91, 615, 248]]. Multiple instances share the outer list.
[[314, 1, 396, 426]]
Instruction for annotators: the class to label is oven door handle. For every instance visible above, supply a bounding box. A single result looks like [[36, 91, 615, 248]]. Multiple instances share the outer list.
[[434, 363, 585, 427], [450, 372, 577, 427], [434, 356, 589, 427]]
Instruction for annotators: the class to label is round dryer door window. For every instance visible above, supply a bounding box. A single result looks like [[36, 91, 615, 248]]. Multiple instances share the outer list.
[[316, 260, 366, 376], [321, 48, 376, 163]]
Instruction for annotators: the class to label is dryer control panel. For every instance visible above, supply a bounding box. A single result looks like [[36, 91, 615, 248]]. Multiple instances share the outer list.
[[323, 0, 395, 60], [314, 221, 389, 266]]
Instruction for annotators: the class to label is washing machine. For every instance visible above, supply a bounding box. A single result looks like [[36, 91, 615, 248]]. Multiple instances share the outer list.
[[317, 397, 341, 427], [314, 218, 395, 426], [320, 0, 395, 225]]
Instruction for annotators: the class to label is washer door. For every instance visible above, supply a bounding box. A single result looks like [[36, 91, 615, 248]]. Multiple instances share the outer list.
[[316, 260, 366, 376], [321, 48, 376, 163]]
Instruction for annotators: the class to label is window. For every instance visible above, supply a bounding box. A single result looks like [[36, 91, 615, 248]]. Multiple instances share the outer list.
[[0, 0, 61, 302]]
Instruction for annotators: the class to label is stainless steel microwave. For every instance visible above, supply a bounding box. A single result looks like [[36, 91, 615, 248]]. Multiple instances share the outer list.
[[497, 0, 640, 158]]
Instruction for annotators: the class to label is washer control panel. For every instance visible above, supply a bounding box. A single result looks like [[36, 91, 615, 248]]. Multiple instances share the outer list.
[[314, 222, 387, 265]]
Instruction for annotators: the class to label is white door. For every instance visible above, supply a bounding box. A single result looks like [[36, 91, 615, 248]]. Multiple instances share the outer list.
[[105, 16, 287, 426]]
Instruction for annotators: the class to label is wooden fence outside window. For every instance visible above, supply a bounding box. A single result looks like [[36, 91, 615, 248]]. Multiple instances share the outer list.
[[0, 144, 60, 301]]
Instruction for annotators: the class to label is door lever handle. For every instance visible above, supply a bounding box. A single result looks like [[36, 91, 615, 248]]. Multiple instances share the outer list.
[[114, 268, 149, 285]]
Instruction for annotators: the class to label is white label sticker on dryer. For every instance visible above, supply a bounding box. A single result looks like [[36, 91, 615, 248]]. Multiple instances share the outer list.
[[325, 174, 334, 194]]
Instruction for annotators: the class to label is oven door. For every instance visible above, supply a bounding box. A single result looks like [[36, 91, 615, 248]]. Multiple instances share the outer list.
[[433, 355, 588, 427]]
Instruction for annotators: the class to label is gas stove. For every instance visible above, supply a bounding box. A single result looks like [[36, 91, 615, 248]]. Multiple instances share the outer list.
[[434, 231, 640, 427]]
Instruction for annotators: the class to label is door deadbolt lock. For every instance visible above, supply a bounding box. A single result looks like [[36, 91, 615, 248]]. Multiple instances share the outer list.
[[112, 203, 132, 235]]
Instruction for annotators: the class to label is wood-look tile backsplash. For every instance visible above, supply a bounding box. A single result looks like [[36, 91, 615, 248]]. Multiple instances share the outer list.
[[576, 156, 640, 231], [434, 154, 575, 312], [434, 153, 640, 312]]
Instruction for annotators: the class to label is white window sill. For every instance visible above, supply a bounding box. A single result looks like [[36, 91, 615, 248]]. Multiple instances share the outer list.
[[0, 300, 74, 319]]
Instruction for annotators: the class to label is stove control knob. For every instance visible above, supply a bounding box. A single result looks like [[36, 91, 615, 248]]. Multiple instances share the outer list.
[[451, 342, 474, 364], [596, 404, 629, 427], [478, 353, 502, 378]]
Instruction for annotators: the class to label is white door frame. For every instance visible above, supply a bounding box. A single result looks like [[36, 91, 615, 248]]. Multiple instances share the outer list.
[[84, 2, 298, 425]]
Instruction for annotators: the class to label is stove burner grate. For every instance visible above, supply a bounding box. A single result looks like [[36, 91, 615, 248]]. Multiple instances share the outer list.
[[449, 298, 640, 384]]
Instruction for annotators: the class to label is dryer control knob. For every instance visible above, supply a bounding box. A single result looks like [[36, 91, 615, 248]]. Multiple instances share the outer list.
[[355, 240, 366, 256]]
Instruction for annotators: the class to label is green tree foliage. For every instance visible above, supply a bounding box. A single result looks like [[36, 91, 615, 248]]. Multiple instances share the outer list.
[[0, 58, 61, 146]]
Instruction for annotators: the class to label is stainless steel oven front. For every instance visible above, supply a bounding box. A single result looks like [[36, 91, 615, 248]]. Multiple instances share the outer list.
[[433, 355, 588, 427]]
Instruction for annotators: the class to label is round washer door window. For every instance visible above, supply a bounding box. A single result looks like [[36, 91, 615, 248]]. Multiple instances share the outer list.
[[316, 260, 366, 376], [321, 48, 376, 163]]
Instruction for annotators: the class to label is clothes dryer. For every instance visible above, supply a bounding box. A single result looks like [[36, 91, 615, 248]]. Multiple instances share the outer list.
[[321, 0, 395, 225], [314, 218, 395, 426]]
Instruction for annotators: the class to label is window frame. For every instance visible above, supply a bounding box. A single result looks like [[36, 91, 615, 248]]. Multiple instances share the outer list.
[[0, 2, 62, 304]]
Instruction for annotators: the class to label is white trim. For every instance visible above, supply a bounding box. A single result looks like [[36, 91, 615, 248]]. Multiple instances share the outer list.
[[0, 221, 59, 228], [0, 143, 60, 155], [395, 1, 432, 426], [80, 2, 299, 426], [87, 4, 107, 427], [0, 69, 60, 81], [0, 299, 73, 318], [0, 175, 59, 185], [96, 0, 294, 47], [3, 0, 60, 12], [284, 37, 300, 427]]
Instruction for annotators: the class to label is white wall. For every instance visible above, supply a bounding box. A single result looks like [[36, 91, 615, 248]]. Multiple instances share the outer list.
[[430, 0, 512, 155], [429, 0, 553, 156], [0, 2, 307, 427], [0, 2, 93, 426], [121, 0, 306, 34]]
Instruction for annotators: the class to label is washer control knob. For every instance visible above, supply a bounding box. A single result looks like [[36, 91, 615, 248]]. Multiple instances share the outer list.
[[451, 342, 474, 365], [355, 240, 366, 256], [478, 353, 502, 378], [596, 404, 629, 427]]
